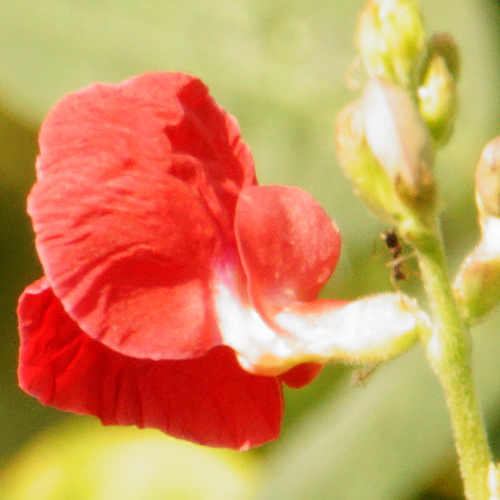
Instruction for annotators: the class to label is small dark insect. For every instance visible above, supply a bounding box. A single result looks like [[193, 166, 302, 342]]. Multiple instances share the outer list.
[[380, 228, 407, 284]]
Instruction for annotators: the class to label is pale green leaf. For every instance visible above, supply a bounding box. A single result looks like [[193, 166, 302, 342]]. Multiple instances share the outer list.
[[0, 420, 257, 500]]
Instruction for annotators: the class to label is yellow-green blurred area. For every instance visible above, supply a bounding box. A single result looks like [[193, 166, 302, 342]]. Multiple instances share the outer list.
[[1, 0, 500, 499]]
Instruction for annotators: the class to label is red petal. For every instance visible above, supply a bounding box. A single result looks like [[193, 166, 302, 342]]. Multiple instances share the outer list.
[[120, 73, 257, 192], [120, 73, 257, 235], [30, 169, 220, 359], [29, 72, 258, 359], [279, 363, 323, 389], [37, 73, 256, 237], [235, 185, 341, 316], [18, 279, 284, 450]]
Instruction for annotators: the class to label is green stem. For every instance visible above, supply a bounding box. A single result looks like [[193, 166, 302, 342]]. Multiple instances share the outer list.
[[405, 220, 493, 500]]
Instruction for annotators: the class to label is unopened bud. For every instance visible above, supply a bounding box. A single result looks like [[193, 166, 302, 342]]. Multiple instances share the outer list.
[[363, 78, 435, 213], [453, 233, 500, 324], [336, 99, 406, 222], [418, 33, 460, 145], [476, 137, 500, 218], [356, 0, 426, 89], [453, 137, 500, 323]]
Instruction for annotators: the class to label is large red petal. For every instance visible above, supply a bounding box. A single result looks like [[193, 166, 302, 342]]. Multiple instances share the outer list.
[[30, 73, 257, 359], [29, 166, 220, 359], [234, 185, 341, 317], [18, 279, 284, 450], [125, 74, 258, 232]]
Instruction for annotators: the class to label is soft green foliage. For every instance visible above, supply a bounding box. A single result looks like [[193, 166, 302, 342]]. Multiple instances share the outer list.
[[0, 420, 256, 500], [1, 0, 500, 499]]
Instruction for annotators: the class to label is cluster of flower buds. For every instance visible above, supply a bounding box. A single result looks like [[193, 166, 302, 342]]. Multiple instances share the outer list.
[[454, 137, 500, 324], [337, 0, 460, 229]]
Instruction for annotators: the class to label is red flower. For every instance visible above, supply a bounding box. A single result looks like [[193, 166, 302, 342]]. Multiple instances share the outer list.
[[18, 72, 342, 450]]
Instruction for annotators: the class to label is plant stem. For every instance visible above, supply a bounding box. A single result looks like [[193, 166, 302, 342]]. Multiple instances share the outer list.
[[406, 219, 493, 500]]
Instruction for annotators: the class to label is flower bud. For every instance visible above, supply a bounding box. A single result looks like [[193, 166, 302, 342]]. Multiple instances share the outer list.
[[363, 78, 436, 214], [476, 137, 500, 218], [336, 99, 407, 222], [356, 0, 426, 89], [454, 246, 500, 325], [418, 33, 460, 145], [453, 137, 500, 323], [336, 79, 436, 223]]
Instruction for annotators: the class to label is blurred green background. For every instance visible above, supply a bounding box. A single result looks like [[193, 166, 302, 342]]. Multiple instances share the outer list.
[[1, 0, 500, 499]]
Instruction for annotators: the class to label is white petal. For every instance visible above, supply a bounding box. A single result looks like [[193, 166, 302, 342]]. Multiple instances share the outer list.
[[215, 272, 429, 375]]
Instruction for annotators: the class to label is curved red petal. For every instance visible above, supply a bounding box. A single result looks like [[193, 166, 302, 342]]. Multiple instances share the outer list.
[[18, 279, 284, 450], [118, 73, 257, 236], [30, 169, 220, 359], [279, 362, 323, 389], [235, 185, 341, 316], [138, 74, 257, 227], [30, 72, 257, 359]]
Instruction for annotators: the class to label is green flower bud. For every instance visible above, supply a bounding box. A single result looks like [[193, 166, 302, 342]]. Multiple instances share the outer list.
[[356, 0, 426, 89], [453, 225, 500, 324], [336, 79, 436, 223], [454, 137, 500, 323], [363, 78, 436, 214], [336, 98, 406, 222], [476, 137, 500, 218], [418, 33, 460, 145]]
